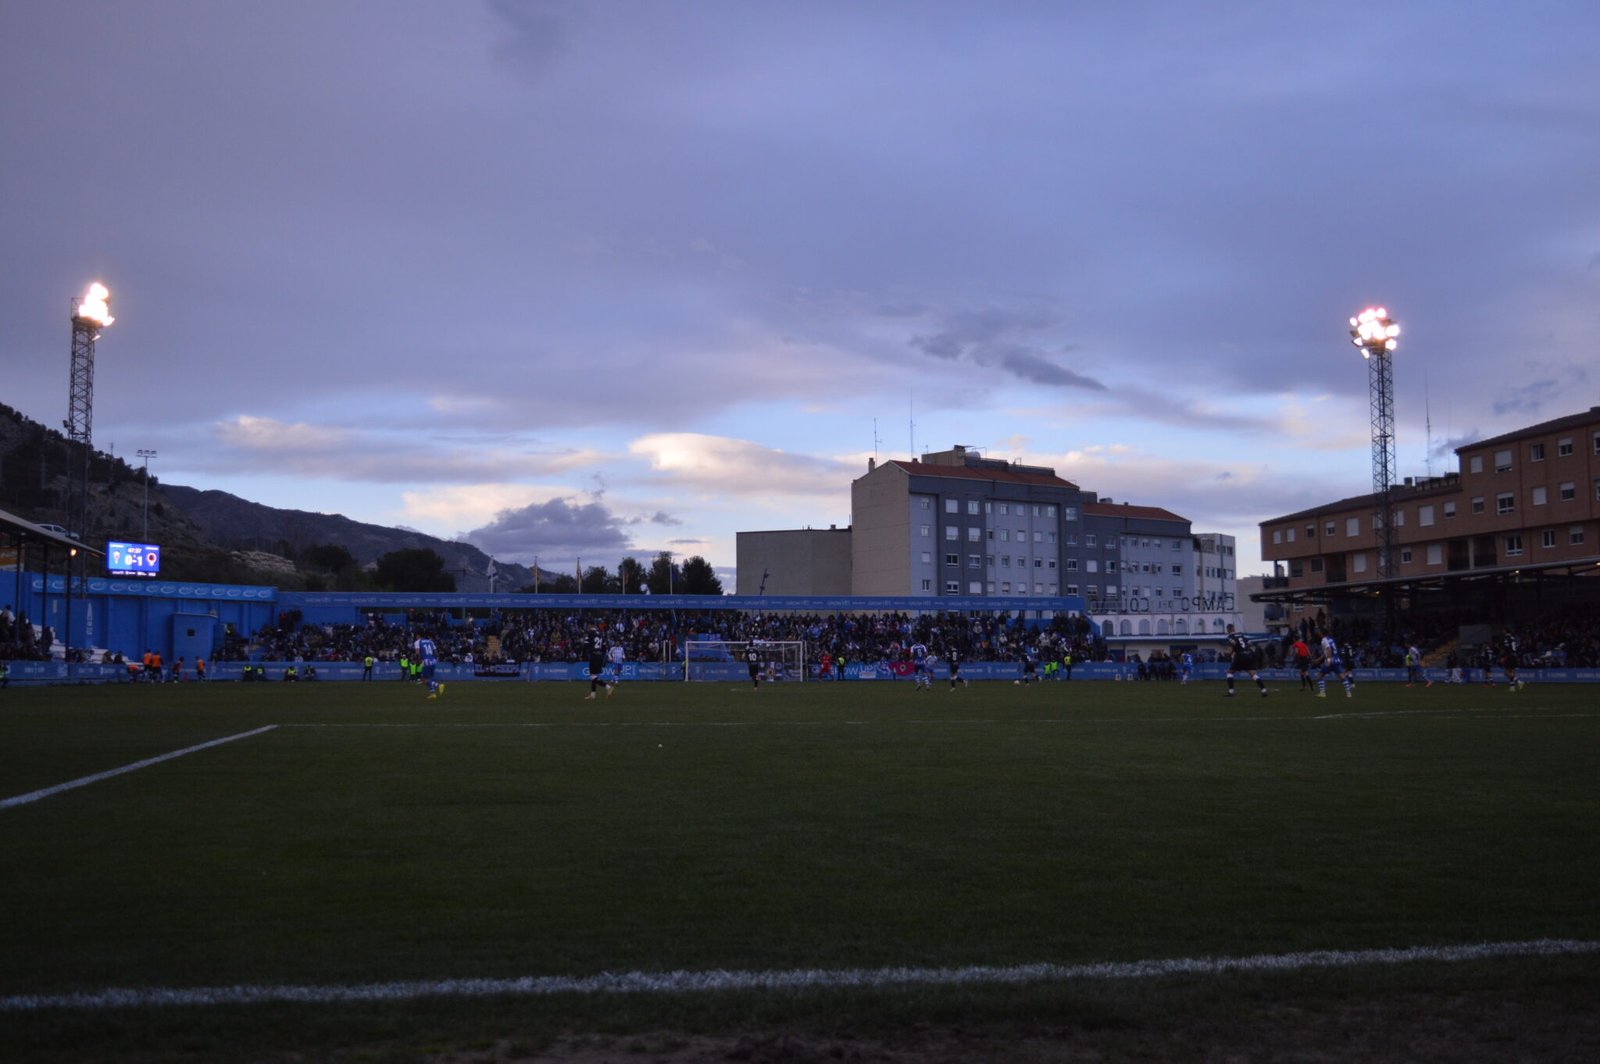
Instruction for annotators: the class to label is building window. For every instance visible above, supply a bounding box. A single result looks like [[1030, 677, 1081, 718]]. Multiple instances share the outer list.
[[1048, 560, 1057, 569], [1065, 559, 1077, 572], [1558, 437, 1574, 457], [1353, 553, 1368, 574], [945, 526, 958, 540], [1469, 455, 1484, 474], [1086, 534, 1097, 547], [1531, 443, 1545, 461], [1325, 522, 1336, 536], [1106, 561, 1118, 573], [945, 498, 958, 513], [1594, 431, 1600, 454], [999, 528, 1009, 542], [1444, 501, 1456, 519], [1346, 517, 1360, 536], [968, 527, 981, 542], [1310, 558, 1324, 572], [1172, 564, 1183, 575], [1504, 534, 1523, 557], [945, 553, 959, 565], [920, 551, 931, 564], [1086, 560, 1098, 573], [1286, 528, 1296, 543], [968, 554, 981, 569], [1427, 544, 1442, 565], [987, 581, 996, 593], [1066, 584, 1079, 596], [1532, 486, 1547, 506], [998, 503, 1009, 515], [969, 581, 983, 594], [1419, 505, 1434, 526], [967, 500, 979, 515], [1471, 497, 1485, 515], [921, 579, 931, 590], [918, 497, 931, 509], [1495, 449, 1512, 473], [920, 524, 931, 538], [1001, 581, 1011, 593], [1571, 526, 1585, 545], [1400, 547, 1413, 564], [1063, 506, 1077, 521], [1560, 482, 1576, 502], [985, 554, 994, 566], [945, 580, 960, 593], [1045, 505, 1057, 518], [1033, 531, 1043, 542], [1047, 531, 1056, 544], [1541, 529, 1556, 549], [1000, 555, 1010, 567], [1497, 493, 1515, 515], [1272, 530, 1282, 545], [1034, 558, 1044, 568]]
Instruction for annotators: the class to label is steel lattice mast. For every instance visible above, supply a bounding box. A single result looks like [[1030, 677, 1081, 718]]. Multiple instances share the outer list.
[[66, 284, 113, 543], [1350, 307, 1401, 628]]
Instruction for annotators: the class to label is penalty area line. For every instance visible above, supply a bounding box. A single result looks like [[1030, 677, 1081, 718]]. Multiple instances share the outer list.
[[2, 938, 1595, 1011], [0, 726, 278, 811]]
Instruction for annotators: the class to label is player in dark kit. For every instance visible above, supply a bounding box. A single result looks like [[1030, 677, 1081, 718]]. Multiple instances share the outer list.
[[584, 627, 615, 700], [947, 647, 968, 689], [1224, 623, 1268, 698], [746, 645, 763, 689]]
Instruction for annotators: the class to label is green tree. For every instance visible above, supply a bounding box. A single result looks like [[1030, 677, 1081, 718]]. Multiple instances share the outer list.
[[646, 551, 681, 595], [374, 548, 456, 592], [580, 565, 612, 594], [679, 555, 723, 595], [616, 555, 647, 594], [300, 543, 356, 575]]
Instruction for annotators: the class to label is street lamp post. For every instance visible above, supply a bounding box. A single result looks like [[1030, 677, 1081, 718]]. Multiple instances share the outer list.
[[137, 449, 157, 539]]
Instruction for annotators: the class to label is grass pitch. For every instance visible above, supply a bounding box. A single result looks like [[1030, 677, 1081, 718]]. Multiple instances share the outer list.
[[2, 677, 1597, 1059]]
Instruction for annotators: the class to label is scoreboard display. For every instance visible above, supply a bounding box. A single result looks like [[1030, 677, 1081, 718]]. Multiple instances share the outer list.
[[107, 541, 161, 578]]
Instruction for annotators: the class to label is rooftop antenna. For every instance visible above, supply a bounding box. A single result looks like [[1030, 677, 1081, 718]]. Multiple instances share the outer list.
[[1423, 371, 1435, 479], [909, 391, 916, 459], [873, 417, 881, 462]]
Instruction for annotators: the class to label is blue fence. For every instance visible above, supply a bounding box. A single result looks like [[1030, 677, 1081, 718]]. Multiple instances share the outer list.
[[7, 661, 1600, 685]]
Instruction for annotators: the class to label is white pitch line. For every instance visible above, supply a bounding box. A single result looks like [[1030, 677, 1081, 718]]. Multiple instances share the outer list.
[[2, 938, 1594, 1011], [0, 726, 278, 811]]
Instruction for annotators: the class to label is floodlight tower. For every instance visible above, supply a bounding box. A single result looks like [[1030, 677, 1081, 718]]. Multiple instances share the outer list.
[[66, 283, 114, 542], [1350, 306, 1401, 625]]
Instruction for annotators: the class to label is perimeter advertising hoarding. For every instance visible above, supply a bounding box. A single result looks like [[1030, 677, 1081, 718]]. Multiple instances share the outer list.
[[107, 541, 161, 578]]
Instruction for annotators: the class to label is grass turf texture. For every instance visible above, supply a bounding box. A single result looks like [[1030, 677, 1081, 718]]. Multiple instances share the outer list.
[[2, 679, 1597, 1059]]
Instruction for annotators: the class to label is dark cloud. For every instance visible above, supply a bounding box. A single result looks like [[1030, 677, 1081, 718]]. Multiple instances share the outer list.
[[464, 496, 633, 563], [909, 307, 1106, 391]]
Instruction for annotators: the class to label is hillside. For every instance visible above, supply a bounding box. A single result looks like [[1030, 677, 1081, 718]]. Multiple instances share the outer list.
[[0, 401, 530, 591]]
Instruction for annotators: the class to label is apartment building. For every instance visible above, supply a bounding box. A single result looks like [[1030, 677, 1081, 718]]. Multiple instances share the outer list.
[[1260, 406, 1600, 601]]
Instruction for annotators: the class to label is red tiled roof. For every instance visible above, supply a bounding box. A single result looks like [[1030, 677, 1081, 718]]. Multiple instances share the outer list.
[[1083, 501, 1189, 523], [884, 460, 1079, 490]]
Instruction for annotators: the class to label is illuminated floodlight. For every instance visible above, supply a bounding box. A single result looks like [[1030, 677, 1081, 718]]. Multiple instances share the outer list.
[[1349, 306, 1399, 358], [75, 282, 115, 328]]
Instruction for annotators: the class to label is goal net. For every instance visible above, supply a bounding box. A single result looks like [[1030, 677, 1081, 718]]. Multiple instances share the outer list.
[[683, 640, 807, 682]]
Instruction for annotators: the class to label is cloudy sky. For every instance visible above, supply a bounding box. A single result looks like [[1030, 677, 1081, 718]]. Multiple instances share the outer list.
[[5, 1, 1598, 589]]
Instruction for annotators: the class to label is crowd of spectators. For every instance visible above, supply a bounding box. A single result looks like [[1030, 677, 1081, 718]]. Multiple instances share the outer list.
[[0, 603, 54, 663], [108, 601, 1600, 674], [221, 607, 1114, 669]]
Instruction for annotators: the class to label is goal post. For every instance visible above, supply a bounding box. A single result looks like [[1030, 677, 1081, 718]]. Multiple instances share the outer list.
[[683, 640, 807, 682]]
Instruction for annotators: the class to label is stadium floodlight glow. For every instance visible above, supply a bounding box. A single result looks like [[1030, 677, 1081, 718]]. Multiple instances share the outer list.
[[75, 282, 114, 329], [1349, 306, 1399, 358]]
